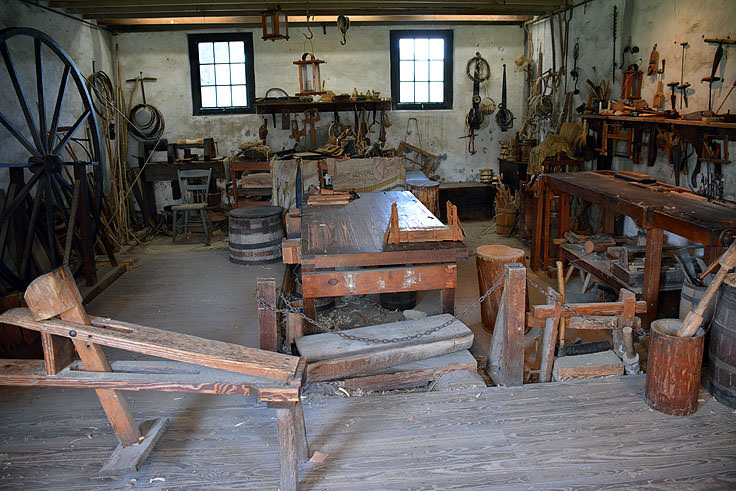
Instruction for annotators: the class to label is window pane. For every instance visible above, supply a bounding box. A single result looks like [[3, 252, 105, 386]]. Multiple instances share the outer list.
[[201, 86, 216, 107], [429, 38, 444, 60], [399, 82, 414, 103], [231, 63, 246, 84], [399, 61, 414, 81], [198, 42, 214, 64], [200, 64, 215, 85], [429, 60, 443, 81], [399, 38, 414, 60], [229, 41, 245, 62], [216, 85, 231, 107], [429, 82, 444, 103], [215, 64, 230, 85], [414, 81, 429, 103], [414, 38, 429, 59], [214, 42, 229, 63], [415, 60, 429, 81], [232, 85, 247, 106]]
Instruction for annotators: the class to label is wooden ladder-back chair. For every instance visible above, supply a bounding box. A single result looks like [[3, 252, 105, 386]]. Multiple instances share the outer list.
[[172, 168, 211, 244]]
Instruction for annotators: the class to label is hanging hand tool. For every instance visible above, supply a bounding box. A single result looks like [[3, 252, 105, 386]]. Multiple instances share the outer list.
[[463, 52, 491, 154], [702, 37, 735, 112], [667, 81, 679, 110], [677, 42, 690, 108], [611, 6, 618, 84], [570, 38, 580, 95], [496, 64, 514, 132], [716, 79, 736, 114], [619, 37, 639, 69], [647, 44, 659, 76], [653, 59, 665, 109]]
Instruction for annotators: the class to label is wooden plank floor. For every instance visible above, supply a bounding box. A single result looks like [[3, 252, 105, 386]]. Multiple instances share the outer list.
[[1, 375, 734, 489]]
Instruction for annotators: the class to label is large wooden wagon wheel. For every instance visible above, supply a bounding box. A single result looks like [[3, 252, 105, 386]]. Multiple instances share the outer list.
[[0, 27, 103, 293]]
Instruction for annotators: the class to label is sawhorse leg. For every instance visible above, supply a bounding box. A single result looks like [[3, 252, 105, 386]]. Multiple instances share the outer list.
[[642, 228, 664, 329], [270, 400, 310, 491]]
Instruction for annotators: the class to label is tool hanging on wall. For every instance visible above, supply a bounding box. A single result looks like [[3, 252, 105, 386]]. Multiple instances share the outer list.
[[462, 52, 491, 154], [619, 37, 639, 70], [702, 37, 735, 112], [496, 64, 514, 132], [677, 42, 691, 108], [621, 66, 643, 100], [337, 15, 350, 45], [652, 59, 666, 109], [646, 44, 659, 76], [570, 39, 580, 95], [611, 6, 618, 84]]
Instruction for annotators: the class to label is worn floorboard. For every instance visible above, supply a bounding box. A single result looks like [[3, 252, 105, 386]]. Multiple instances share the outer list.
[[1, 375, 734, 490]]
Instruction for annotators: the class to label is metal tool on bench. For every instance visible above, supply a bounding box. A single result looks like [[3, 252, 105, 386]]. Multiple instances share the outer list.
[[677, 42, 691, 108]]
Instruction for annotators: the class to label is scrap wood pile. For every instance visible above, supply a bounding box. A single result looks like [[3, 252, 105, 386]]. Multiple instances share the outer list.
[[288, 313, 479, 393]]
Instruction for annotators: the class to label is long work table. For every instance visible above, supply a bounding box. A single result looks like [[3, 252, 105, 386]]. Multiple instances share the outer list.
[[298, 191, 468, 319], [539, 171, 735, 327]]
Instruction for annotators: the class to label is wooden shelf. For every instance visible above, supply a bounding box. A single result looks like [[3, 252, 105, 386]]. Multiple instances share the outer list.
[[255, 99, 392, 114], [582, 114, 736, 130]]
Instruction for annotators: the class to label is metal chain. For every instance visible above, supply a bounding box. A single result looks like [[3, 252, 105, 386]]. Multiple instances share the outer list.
[[256, 272, 508, 344]]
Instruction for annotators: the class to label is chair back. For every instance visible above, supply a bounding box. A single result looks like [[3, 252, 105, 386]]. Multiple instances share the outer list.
[[178, 168, 211, 204]]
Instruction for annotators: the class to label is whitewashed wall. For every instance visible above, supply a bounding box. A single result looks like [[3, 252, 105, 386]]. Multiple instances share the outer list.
[[114, 23, 526, 184], [528, 0, 736, 201]]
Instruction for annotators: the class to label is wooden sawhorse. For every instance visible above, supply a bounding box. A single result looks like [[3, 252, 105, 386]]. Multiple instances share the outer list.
[[0, 267, 309, 490]]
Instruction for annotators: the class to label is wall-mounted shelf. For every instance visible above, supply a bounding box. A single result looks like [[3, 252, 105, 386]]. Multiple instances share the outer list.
[[255, 99, 392, 114]]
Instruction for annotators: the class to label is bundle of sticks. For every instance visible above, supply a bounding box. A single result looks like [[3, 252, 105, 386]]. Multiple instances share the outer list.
[[493, 180, 520, 212]]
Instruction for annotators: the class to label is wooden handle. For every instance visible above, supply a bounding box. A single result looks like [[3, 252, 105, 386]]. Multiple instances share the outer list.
[[678, 241, 736, 337], [556, 261, 566, 348]]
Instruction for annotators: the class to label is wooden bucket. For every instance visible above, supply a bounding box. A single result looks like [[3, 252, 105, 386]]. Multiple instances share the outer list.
[[228, 206, 284, 264], [476, 245, 525, 332], [679, 278, 716, 327], [495, 207, 516, 236], [407, 180, 440, 217], [480, 169, 494, 184], [708, 280, 736, 409], [645, 318, 705, 416]]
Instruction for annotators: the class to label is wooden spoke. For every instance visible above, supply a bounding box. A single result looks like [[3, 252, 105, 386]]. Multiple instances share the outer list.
[[0, 170, 42, 229], [52, 109, 90, 155], [0, 41, 45, 154], [35, 38, 47, 153], [47, 65, 70, 151], [20, 181, 45, 280], [44, 174, 58, 269], [0, 109, 42, 158]]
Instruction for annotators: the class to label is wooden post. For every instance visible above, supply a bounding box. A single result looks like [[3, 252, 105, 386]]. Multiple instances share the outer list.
[[557, 193, 570, 263], [257, 278, 278, 352], [286, 312, 304, 347], [613, 289, 636, 356], [275, 406, 298, 491], [24, 266, 142, 446], [555, 261, 566, 350], [642, 227, 664, 328], [543, 189, 553, 271], [603, 209, 616, 235], [440, 288, 455, 315], [538, 287, 561, 383], [531, 178, 545, 271], [501, 263, 526, 386], [408, 180, 440, 216]]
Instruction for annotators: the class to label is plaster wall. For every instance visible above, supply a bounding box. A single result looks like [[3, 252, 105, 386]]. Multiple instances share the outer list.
[[528, 0, 736, 202], [114, 22, 526, 188], [0, 0, 115, 180]]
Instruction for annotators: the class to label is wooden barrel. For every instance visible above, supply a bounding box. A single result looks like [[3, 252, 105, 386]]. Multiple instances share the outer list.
[[407, 180, 440, 217], [645, 318, 705, 416], [679, 278, 716, 327], [708, 279, 736, 409], [476, 245, 525, 332], [228, 206, 283, 264], [495, 207, 516, 236], [480, 169, 494, 184]]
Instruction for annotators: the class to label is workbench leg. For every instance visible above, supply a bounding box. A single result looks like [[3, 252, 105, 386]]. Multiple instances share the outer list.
[[531, 179, 545, 271], [302, 297, 317, 325], [543, 190, 553, 271], [501, 264, 526, 387], [704, 246, 720, 265], [257, 278, 278, 352], [558, 193, 571, 264], [642, 228, 664, 329], [293, 400, 310, 463], [603, 209, 616, 235], [440, 288, 455, 315], [275, 406, 299, 491]]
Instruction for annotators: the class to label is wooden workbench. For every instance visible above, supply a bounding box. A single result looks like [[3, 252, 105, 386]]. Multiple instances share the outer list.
[[299, 191, 468, 319], [538, 171, 735, 327]]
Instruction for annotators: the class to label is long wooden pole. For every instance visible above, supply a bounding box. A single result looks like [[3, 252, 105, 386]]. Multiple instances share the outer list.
[[556, 260, 566, 349]]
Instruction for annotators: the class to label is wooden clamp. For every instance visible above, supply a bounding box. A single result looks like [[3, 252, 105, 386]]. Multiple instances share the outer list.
[[384, 201, 465, 245]]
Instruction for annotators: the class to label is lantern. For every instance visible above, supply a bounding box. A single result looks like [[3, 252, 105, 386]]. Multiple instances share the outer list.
[[262, 8, 289, 41], [294, 53, 325, 97]]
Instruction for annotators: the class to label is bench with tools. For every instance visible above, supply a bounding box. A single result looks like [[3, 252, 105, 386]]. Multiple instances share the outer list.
[[0, 267, 309, 491]]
